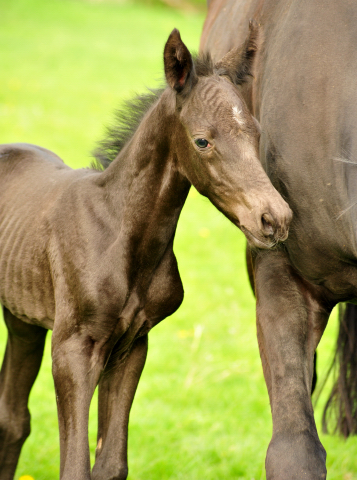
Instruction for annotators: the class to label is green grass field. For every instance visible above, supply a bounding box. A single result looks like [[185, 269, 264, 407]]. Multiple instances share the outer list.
[[0, 0, 356, 478]]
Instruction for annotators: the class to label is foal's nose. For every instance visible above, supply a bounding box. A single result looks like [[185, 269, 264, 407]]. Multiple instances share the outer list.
[[260, 208, 291, 243], [237, 192, 292, 249], [261, 213, 275, 237]]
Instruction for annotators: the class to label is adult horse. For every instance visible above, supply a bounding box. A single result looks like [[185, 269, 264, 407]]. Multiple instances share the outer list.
[[0, 28, 291, 480], [201, 0, 357, 478]]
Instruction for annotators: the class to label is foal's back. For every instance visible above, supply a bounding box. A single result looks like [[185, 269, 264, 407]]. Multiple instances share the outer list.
[[0, 144, 91, 327]]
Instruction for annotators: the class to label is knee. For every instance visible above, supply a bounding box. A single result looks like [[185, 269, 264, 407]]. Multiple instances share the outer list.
[[266, 431, 326, 480], [0, 403, 31, 447]]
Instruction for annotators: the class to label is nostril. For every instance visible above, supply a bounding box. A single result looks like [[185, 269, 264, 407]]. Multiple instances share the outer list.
[[261, 213, 275, 237]]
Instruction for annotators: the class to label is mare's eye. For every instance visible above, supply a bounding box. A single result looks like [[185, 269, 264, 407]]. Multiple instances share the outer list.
[[194, 138, 210, 149]]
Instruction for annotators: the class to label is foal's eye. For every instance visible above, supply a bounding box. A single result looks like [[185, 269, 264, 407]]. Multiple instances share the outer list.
[[194, 138, 210, 149]]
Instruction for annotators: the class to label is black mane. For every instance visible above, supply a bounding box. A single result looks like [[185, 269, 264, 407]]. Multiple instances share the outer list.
[[92, 53, 214, 170], [92, 89, 163, 170]]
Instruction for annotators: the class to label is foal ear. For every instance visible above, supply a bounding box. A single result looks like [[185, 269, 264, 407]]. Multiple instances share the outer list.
[[164, 29, 197, 94], [215, 20, 259, 85]]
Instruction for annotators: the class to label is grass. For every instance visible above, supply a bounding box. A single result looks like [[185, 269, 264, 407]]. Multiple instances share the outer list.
[[0, 0, 356, 478]]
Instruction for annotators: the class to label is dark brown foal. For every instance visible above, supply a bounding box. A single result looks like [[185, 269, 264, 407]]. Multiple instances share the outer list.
[[0, 26, 291, 480]]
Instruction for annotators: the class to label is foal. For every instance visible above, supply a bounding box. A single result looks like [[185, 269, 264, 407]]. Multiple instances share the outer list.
[[0, 26, 291, 479]]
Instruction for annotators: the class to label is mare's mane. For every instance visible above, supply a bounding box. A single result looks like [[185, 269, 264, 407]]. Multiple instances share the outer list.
[[92, 53, 214, 170]]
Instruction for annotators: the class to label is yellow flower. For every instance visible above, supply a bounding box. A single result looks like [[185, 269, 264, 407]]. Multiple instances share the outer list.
[[19, 476, 35, 480]]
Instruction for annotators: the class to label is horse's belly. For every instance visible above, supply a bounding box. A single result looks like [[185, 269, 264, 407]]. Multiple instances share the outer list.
[[0, 209, 55, 327], [0, 183, 56, 328]]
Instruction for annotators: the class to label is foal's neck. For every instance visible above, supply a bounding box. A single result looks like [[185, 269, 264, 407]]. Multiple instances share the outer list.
[[96, 90, 190, 278]]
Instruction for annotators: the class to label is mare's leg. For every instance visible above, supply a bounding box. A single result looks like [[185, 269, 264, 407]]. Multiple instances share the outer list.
[[253, 250, 331, 480], [92, 334, 148, 480], [52, 321, 110, 480], [0, 308, 47, 480], [246, 244, 318, 394]]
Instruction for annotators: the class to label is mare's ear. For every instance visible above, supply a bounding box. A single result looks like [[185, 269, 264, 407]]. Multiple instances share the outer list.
[[164, 29, 197, 94], [215, 20, 259, 85]]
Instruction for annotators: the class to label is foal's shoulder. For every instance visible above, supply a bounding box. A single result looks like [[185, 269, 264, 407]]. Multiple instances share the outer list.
[[0, 143, 66, 168]]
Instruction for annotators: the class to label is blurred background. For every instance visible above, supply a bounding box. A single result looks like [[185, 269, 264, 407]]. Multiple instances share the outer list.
[[0, 0, 356, 478]]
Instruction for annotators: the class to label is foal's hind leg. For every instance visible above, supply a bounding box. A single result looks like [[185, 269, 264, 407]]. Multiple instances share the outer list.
[[0, 307, 47, 480], [92, 334, 148, 480]]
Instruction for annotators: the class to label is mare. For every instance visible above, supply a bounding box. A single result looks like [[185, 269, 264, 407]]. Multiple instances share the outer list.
[[0, 28, 291, 480], [201, 1, 357, 479]]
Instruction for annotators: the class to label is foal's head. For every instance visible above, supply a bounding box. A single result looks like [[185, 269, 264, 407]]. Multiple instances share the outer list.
[[164, 24, 292, 249]]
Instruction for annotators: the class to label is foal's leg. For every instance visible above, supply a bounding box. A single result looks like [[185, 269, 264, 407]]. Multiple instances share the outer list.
[[92, 334, 148, 480], [51, 324, 108, 480], [0, 308, 47, 480], [253, 250, 331, 480]]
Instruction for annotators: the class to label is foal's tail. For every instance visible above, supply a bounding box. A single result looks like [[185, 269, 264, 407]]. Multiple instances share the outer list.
[[322, 303, 357, 437]]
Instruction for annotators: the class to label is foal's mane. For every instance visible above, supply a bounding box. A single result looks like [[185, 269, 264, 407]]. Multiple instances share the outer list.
[[92, 53, 214, 171], [92, 89, 163, 170]]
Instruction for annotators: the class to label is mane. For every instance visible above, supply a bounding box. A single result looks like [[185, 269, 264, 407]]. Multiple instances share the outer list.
[[92, 52, 215, 170], [92, 89, 163, 170]]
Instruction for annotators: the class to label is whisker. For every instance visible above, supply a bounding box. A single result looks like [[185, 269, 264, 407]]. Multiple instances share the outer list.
[[341, 147, 357, 164], [333, 156, 357, 165], [335, 201, 357, 220]]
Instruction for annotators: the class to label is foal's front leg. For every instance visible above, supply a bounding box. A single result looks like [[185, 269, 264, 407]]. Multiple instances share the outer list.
[[253, 250, 331, 480], [92, 334, 148, 480], [52, 322, 108, 480]]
